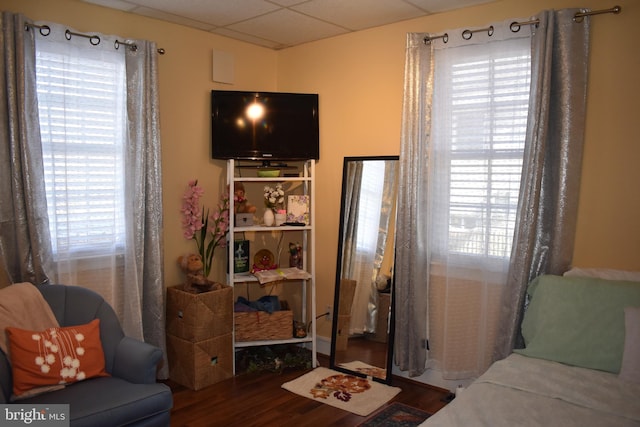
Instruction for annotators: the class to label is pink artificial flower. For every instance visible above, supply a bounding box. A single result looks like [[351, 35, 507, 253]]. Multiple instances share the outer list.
[[180, 180, 230, 277], [181, 180, 206, 239]]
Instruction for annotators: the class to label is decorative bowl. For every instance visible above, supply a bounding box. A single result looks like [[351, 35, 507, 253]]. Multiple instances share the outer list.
[[257, 169, 281, 177]]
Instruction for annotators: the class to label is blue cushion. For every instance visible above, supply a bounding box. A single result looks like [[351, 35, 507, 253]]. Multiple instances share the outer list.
[[19, 377, 172, 427]]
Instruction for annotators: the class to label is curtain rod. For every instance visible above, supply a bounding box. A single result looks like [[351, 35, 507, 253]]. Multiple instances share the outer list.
[[424, 5, 622, 44], [25, 23, 165, 55]]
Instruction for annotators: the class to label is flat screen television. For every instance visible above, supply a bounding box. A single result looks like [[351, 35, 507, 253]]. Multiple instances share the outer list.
[[211, 90, 319, 162]]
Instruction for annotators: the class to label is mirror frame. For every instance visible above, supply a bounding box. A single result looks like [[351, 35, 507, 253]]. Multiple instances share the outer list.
[[329, 155, 398, 385]]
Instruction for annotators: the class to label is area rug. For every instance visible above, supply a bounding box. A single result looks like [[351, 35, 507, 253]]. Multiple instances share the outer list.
[[281, 367, 401, 416], [357, 402, 432, 426]]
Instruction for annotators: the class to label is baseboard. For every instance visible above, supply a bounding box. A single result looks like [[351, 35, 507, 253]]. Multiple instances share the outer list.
[[316, 334, 331, 357]]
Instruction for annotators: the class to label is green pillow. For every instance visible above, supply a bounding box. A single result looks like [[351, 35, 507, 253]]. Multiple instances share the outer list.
[[515, 274, 640, 373]]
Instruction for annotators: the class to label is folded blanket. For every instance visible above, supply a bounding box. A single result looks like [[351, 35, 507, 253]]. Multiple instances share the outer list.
[[0, 282, 59, 358], [235, 295, 281, 313]]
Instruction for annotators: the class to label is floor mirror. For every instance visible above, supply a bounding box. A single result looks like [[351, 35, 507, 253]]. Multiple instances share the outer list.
[[330, 156, 399, 384]]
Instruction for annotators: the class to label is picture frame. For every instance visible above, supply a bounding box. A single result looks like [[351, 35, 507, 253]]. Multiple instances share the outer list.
[[286, 195, 310, 224]]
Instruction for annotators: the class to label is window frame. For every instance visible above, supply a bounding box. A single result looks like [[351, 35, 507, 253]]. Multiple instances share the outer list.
[[35, 38, 128, 260], [431, 40, 531, 262]]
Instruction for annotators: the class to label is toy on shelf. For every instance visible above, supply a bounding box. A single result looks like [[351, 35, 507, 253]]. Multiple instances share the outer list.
[[178, 253, 223, 293], [233, 183, 256, 214], [289, 242, 303, 269]]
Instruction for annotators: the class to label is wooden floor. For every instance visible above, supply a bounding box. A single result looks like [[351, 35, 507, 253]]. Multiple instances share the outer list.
[[335, 336, 388, 369], [166, 356, 451, 427]]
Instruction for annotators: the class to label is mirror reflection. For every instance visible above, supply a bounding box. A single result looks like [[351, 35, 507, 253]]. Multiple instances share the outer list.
[[330, 156, 399, 384]]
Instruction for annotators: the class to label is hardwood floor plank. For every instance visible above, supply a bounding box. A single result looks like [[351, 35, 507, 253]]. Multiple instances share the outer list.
[[166, 357, 450, 426]]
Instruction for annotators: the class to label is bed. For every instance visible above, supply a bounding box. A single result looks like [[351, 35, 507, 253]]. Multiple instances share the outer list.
[[422, 270, 640, 427]]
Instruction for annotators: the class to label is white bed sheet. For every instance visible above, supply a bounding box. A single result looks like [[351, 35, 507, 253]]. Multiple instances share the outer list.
[[421, 353, 640, 427]]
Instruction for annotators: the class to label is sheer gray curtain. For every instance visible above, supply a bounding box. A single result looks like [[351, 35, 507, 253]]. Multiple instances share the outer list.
[[395, 33, 433, 376], [1, 15, 167, 377], [341, 162, 364, 280], [495, 9, 590, 359], [368, 161, 398, 331], [397, 9, 590, 377], [0, 12, 53, 288], [124, 40, 168, 378]]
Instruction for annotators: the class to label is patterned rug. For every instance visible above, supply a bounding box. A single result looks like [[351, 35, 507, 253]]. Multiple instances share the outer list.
[[357, 402, 432, 426], [281, 367, 401, 416]]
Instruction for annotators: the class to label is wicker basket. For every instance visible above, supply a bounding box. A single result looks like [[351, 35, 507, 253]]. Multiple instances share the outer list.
[[166, 285, 233, 342], [166, 332, 233, 390], [234, 310, 293, 341]]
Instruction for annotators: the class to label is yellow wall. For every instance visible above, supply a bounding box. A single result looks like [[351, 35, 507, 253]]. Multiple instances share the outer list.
[[3, 0, 639, 341], [277, 0, 640, 336]]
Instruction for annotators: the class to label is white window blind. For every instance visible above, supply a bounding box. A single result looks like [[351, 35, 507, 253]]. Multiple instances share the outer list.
[[35, 38, 127, 259], [355, 161, 386, 254], [432, 38, 531, 260]]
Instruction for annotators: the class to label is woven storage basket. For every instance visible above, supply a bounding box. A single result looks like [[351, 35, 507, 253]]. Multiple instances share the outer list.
[[234, 310, 293, 341], [166, 332, 233, 390], [166, 285, 232, 342]]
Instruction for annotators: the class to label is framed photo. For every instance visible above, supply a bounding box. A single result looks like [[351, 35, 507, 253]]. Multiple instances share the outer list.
[[286, 195, 310, 224]]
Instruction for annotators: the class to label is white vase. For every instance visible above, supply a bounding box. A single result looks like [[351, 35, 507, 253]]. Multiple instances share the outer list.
[[263, 209, 275, 226]]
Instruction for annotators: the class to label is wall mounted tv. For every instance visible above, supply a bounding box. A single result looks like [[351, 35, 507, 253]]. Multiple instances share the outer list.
[[211, 90, 319, 163]]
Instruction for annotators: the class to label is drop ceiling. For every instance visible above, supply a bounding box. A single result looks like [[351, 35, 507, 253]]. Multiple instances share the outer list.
[[82, 0, 496, 50]]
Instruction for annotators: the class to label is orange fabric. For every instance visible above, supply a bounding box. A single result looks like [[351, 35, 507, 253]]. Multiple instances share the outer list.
[[6, 319, 109, 397]]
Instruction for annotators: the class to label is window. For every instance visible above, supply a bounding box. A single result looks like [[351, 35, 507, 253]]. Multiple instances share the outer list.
[[432, 38, 531, 259], [35, 38, 126, 259], [355, 161, 386, 253]]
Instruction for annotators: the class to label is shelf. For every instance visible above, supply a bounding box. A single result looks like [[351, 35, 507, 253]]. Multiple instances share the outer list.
[[232, 273, 258, 284], [232, 274, 310, 285], [233, 176, 311, 182], [233, 225, 312, 232], [227, 158, 317, 375], [233, 337, 313, 348]]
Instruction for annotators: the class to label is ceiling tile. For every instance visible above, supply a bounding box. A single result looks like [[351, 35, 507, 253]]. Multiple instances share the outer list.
[[133, 6, 216, 31], [405, 0, 494, 14], [80, 0, 501, 49], [211, 28, 284, 50], [228, 9, 349, 47], [82, 0, 138, 11], [292, 0, 426, 31], [125, 0, 280, 26], [268, 0, 310, 6]]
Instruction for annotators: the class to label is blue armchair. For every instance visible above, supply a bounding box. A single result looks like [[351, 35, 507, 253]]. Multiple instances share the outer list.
[[0, 284, 173, 427]]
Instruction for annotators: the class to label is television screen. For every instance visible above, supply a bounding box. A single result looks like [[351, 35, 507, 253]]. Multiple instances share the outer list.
[[211, 90, 319, 162]]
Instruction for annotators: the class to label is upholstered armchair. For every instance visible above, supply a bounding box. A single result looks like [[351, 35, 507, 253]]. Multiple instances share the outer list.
[[0, 284, 172, 427]]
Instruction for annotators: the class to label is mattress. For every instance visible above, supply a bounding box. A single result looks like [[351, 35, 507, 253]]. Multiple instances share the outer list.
[[421, 353, 640, 427]]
